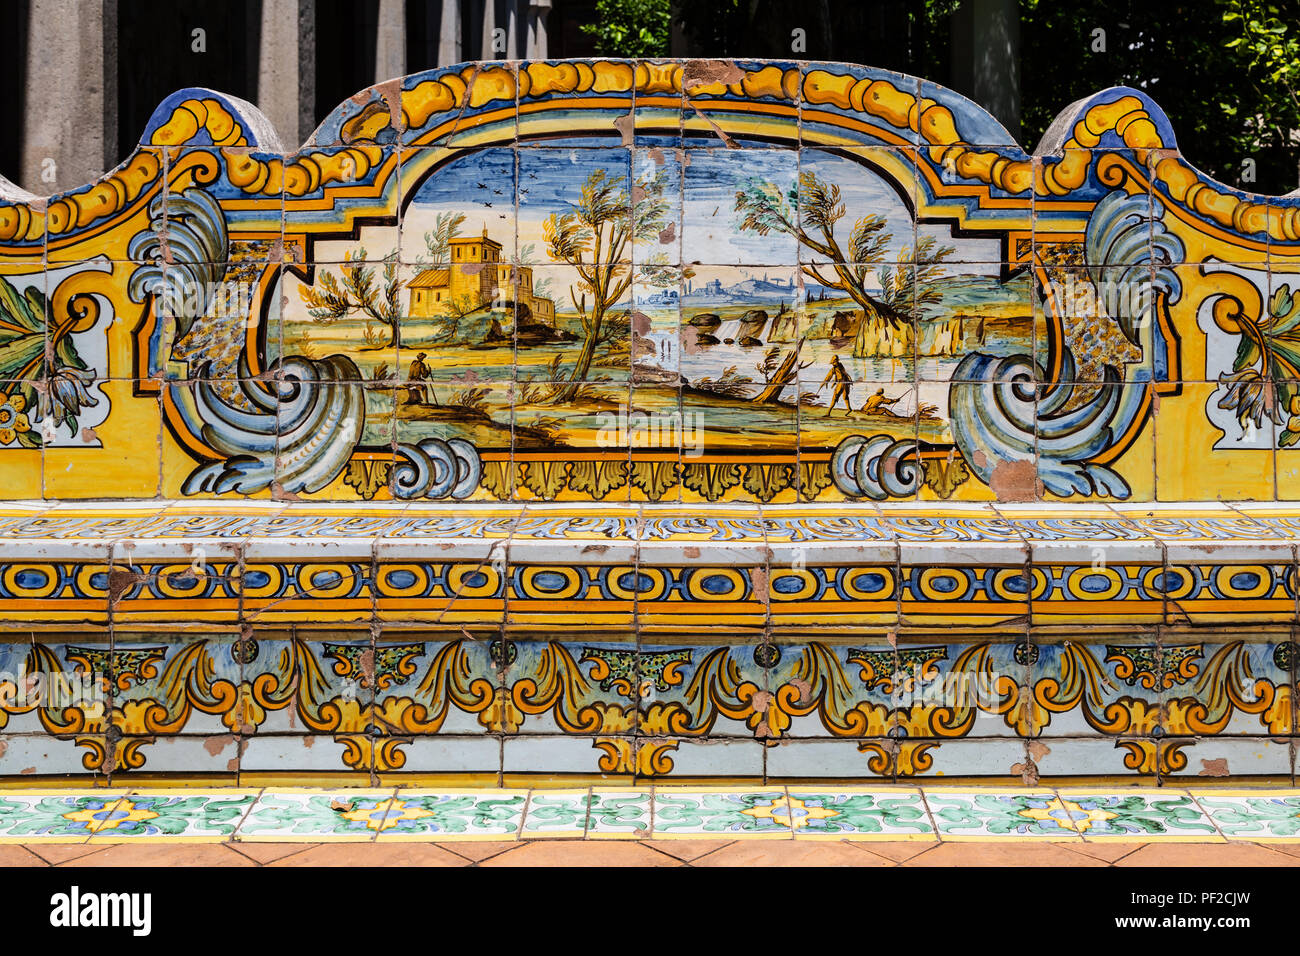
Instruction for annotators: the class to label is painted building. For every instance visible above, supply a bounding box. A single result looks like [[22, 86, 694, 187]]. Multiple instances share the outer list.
[[408, 229, 554, 322]]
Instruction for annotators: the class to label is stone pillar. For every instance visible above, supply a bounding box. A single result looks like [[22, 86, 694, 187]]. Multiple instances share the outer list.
[[258, 0, 306, 149], [526, 0, 550, 58], [504, 0, 518, 59], [375, 0, 405, 84], [297, 0, 316, 146], [21, 0, 116, 194], [437, 0, 462, 67], [481, 0, 497, 59], [950, 0, 1021, 142]]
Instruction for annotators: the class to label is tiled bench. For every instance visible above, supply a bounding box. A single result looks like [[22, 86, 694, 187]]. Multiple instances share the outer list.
[[2, 57, 1298, 785], [0, 500, 1295, 785]]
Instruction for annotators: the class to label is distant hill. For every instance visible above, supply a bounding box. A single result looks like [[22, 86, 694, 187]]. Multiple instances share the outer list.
[[682, 277, 834, 304]]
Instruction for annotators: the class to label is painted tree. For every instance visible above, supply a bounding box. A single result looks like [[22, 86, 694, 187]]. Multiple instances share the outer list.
[[299, 246, 405, 348], [734, 171, 955, 332], [423, 212, 467, 265], [544, 166, 670, 402], [876, 234, 957, 320]]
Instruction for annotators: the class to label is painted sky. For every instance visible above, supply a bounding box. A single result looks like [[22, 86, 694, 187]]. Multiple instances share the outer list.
[[401, 138, 999, 302]]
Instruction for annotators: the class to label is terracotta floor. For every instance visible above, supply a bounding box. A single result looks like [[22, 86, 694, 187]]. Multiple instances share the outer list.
[[3, 838, 1299, 867]]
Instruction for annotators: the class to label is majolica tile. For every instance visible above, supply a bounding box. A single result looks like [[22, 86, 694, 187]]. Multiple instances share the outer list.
[[43, 383, 161, 500], [1159, 737, 1293, 783], [786, 789, 934, 839], [234, 790, 397, 841], [683, 59, 800, 148], [585, 789, 652, 838], [403, 63, 517, 149], [651, 789, 792, 838], [923, 789, 1083, 839], [904, 739, 1032, 783], [636, 636, 770, 742], [520, 789, 590, 837], [1031, 738, 1158, 782], [372, 789, 527, 841], [505, 639, 635, 742], [766, 739, 895, 780], [1193, 792, 1300, 840], [518, 60, 630, 146], [683, 147, 797, 266], [632, 147, 683, 268], [646, 739, 765, 779], [1053, 790, 1221, 840], [1159, 637, 1294, 738], [0, 734, 109, 780], [85, 790, 257, 839], [0, 791, 127, 843]]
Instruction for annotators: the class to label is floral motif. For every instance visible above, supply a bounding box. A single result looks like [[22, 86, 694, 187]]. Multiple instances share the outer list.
[[0, 274, 98, 448], [338, 798, 434, 831], [1219, 283, 1300, 445], [742, 796, 839, 831], [62, 799, 159, 832], [0, 392, 31, 446], [1018, 796, 1116, 833]]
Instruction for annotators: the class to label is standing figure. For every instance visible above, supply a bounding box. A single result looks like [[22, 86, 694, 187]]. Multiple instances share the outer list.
[[821, 355, 854, 416]]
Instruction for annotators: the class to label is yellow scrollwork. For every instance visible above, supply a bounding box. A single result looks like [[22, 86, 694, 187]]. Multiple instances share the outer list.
[[148, 98, 248, 148]]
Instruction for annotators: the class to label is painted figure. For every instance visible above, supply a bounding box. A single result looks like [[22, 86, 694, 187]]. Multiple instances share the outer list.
[[821, 355, 854, 416], [861, 387, 901, 415], [406, 352, 433, 405]]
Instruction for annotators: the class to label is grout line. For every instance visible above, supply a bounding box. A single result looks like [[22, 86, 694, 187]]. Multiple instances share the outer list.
[[1185, 789, 1231, 842], [917, 784, 943, 841], [1106, 843, 1146, 865], [1048, 785, 1088, 839], [228, 786, 266, 841], [516, 788, 533, 842]]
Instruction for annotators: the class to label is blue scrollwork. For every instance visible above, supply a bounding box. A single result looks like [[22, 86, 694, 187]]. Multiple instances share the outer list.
[[390, 438, 482, 500], [948, 190, 1185, 499], [130, 188, 373, 495]]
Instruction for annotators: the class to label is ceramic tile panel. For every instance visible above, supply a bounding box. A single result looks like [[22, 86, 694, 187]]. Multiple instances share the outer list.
[[2, 63, 1294, 508], [234, 629, 378, 779], [1051, 789, 1221, 841], [3, 58, 1300, 786], [784, 787, 934, 839], [1193, 791, 1300, 840], [3, 784, 1300, 844], [650, 788, 792, 837], [519, 788, 590, 836], [85, 790, 258, 839], [234, 789, 396, 841], [585, 788, 652, 837], [371, 789, 527, 841], [923, 788, 1084, 839], [517, 60, 631, 149]]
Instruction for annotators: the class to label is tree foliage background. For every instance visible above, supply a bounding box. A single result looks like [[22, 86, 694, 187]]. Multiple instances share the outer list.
[[579, 0, 1300, 194]]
